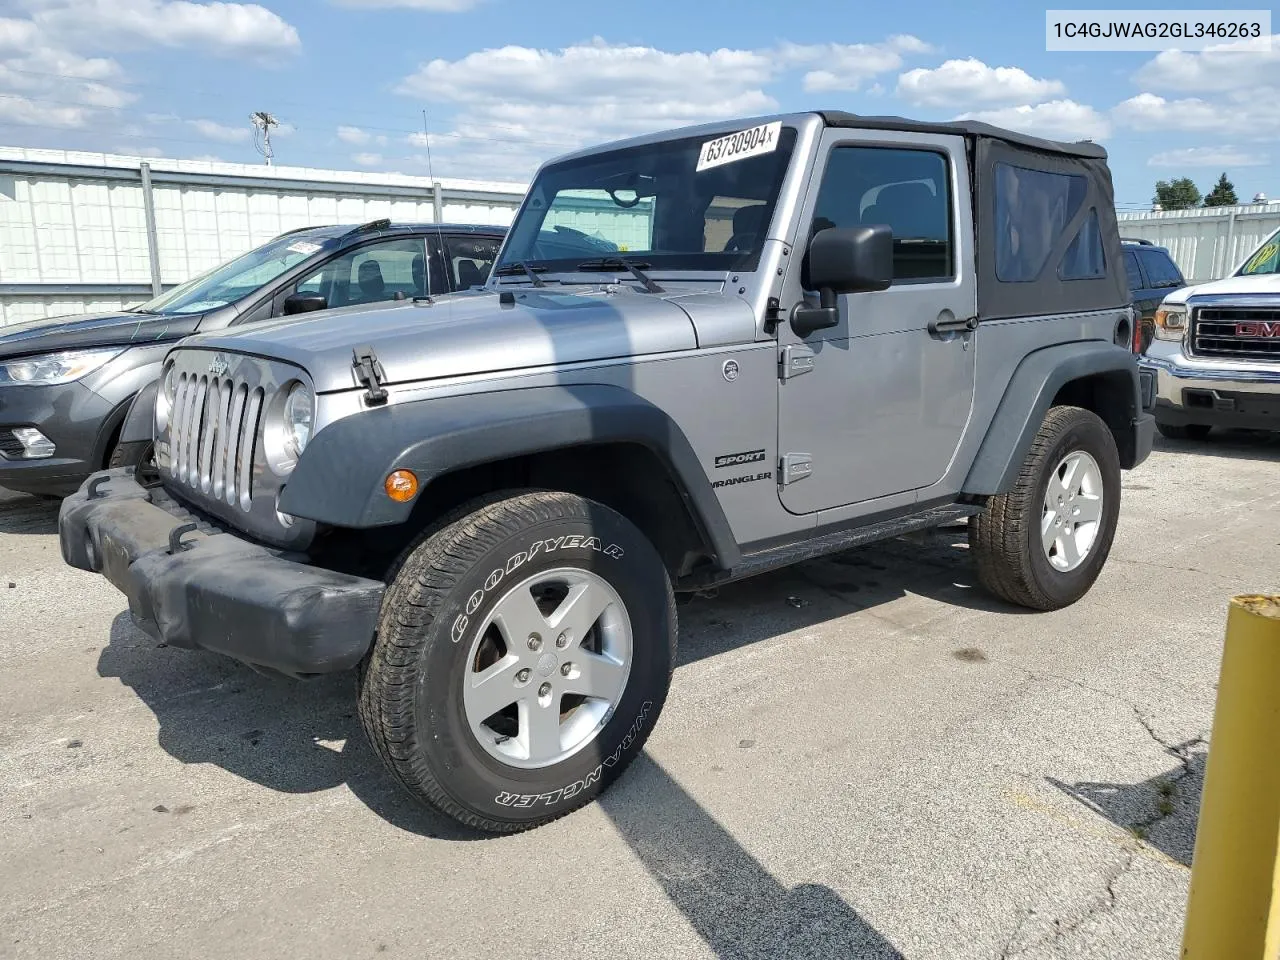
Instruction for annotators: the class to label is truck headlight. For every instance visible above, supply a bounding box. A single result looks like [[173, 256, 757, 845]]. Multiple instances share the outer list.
[[283, 382, 313, 461], [1153, 304, 1187, 341], [0, 347, 122, 385]]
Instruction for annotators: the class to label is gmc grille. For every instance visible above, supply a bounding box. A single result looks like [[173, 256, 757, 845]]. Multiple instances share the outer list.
[[1191, 307, 1280, 362], [167, 372, 264, 511]]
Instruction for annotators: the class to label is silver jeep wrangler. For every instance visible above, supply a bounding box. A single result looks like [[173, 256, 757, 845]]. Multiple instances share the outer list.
[[60, 111, 1154, 832]]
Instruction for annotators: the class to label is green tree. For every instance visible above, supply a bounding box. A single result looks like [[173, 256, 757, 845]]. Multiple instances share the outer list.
[[1204, 172, 1238, 207], [1154, 177, 1202, 210]]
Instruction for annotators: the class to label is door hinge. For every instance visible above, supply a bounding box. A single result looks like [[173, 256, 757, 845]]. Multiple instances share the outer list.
[[779, 452, 812, 485], [352, 345, 389, 406], [778, 344, 815, 381]]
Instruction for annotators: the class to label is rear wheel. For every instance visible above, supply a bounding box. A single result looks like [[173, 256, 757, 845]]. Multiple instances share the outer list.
[[1156, 422, 1211, 441], [358, 490, 675, 833], [970, 405, 1121, 610]]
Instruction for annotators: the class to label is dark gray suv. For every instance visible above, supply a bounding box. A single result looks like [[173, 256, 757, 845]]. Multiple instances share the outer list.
[[0, 220, 505, 496]]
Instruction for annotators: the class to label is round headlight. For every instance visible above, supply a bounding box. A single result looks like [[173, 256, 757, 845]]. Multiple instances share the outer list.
[[155, 364, 176, 432], [283, 382, 314, 460]]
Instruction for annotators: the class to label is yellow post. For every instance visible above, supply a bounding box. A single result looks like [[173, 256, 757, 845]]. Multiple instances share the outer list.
[[1181, 595, 1280, 959]]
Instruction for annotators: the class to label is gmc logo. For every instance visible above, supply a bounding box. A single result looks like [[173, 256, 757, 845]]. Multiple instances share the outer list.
[[1236, 321, 1280, 338]]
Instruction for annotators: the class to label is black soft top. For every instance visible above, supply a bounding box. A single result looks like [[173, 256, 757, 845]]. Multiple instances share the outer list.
[[820, 111, 1108, 160]]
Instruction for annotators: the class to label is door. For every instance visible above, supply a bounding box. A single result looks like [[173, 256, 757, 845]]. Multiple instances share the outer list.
[[777, 131, 977, 515], [275, 236, 432, 315]]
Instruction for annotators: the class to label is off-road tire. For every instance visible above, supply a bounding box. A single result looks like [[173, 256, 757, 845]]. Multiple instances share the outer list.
[[970, 405, 1121, 611], [358, 490, 676, 833], [108, 438, 156, 477], [1156, 422, 1211, 441]]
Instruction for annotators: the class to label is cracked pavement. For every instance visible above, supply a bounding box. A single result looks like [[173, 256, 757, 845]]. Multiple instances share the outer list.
[[2, 430, 1277, 960]]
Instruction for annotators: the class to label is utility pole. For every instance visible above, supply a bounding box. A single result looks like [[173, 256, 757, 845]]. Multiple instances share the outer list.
[[250, 111, 278, 166]]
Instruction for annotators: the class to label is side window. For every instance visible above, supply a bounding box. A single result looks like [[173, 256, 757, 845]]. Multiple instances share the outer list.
[[1124, 250, 1144, 292], [1139, 249, 1183, 288], [445, 235, 501, 290], [292, 237, 428, 310], [994, 163, 1087, 282], [1060, 209, 1106, 280], [809, 146, 953, 282]]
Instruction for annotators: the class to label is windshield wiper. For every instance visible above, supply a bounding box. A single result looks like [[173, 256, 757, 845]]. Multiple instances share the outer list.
[[492, 261, 546, 287], [576, 257, 664, 294]]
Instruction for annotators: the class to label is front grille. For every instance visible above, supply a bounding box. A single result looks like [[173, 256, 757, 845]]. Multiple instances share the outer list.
[[166, 371, 264, 511], [0, 428, 24, 459], [158, 348, 316, 551], [1191, 306, 1280, 361]]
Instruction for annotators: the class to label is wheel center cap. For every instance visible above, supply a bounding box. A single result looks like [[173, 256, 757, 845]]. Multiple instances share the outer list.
[[535, 652, 559, 678]]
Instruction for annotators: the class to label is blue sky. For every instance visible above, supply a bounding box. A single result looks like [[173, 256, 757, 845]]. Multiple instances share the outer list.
[[0, 0, 1276, 208]]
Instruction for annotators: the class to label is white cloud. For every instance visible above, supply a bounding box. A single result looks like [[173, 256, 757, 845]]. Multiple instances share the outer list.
[[331, 0, 481, 8], [0, 14, 132, 130], [1134, 34, 1279, 93], [351, 151, 383, 166], [779, 35, 933, 93], [1113, 91, 1280, 138], [1148, 146, 1269, 168], [956, 99, 1111, 141], [897, 58, 1066, 108], [396, 39, 783, 178], [188, 117, 250, 142], [18, 0, 301, 62], [337, 125, 387, 146]]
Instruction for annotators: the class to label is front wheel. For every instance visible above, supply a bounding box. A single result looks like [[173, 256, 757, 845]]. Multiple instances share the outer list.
[[358, 490, 675, 833], [970, 405, 1121, 611]]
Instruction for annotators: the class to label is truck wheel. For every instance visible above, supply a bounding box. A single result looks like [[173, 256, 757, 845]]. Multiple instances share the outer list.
[[1156, 422, 1211, 441], [970, 406, 1121, 611], [358, 490, 676, 833]]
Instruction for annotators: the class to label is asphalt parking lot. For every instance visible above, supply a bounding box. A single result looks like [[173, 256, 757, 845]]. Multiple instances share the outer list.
[[3, 431, 1278, 960]]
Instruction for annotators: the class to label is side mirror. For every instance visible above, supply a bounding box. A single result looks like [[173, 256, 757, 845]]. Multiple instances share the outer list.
[[283, 292, 328, 316], [791, 225, 894, 337]]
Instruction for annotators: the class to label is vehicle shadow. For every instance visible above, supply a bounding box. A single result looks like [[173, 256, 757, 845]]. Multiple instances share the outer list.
[[1048, 739, 1207, 867], [99, 609, 904, 956], [598, 752, 904, 958], [96, 612, 480, 841], [0, 489, 60, 536], [1153, 429, 1280, 463], [676, 522, 1033, 668], [96, 526, 1016, 836]]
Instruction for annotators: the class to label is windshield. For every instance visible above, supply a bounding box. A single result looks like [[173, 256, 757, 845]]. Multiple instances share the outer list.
[[497, 123, 798, 275], [135, 233, 337, 315], [1239, 228, 1280, 276]]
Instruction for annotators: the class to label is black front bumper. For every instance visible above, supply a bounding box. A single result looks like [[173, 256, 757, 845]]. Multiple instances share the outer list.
[[59, 470, 384, 677]]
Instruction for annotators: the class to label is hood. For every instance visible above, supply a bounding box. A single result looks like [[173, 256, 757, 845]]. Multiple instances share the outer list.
[[1166, 273, 1280, 306], [179, 286, 706, 393], [0, 310, 201, 359]]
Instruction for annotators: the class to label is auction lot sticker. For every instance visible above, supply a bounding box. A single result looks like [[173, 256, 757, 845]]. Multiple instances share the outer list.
[[697, 122, 782, 173]]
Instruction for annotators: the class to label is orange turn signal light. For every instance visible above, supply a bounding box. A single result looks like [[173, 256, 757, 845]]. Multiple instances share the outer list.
[[385, 469, 419, 502]]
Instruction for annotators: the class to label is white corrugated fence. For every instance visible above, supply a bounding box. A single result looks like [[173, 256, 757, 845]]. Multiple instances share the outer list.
[[0, 146, 528, 325], [1117, 203, 1280, 284]]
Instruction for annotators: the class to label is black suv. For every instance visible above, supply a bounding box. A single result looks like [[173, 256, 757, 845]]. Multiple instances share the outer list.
[[1123, 238, 1187, 353], [0, 221, 505, 496]]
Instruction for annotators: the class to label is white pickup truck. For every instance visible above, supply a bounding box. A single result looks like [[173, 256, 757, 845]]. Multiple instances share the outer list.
[[1140, 227, 1280, 439]]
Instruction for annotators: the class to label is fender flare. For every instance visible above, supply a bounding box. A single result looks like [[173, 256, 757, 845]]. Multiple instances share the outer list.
[[278, 384, 741, 569], [118, 378, 160, 446], [963, 341, 1141, 496]]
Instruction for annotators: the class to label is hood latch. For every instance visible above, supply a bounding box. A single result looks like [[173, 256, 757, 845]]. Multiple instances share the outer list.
[[352, 345, 389, 406]]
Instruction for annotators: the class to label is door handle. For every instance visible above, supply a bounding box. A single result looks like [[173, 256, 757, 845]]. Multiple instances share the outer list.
[[928, 315, 978, 338]]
